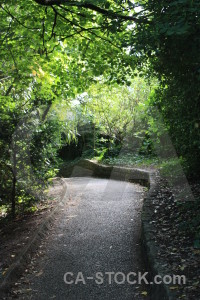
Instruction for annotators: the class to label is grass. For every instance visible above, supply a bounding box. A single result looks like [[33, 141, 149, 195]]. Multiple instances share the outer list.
[[98, 153, 160, 168]]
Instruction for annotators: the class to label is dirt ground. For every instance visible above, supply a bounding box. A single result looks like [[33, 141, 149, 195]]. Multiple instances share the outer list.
[[0, 178, 65, 284]]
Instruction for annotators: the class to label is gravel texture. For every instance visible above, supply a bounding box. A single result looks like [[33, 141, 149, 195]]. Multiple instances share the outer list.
[[8, 177, 150, 300]]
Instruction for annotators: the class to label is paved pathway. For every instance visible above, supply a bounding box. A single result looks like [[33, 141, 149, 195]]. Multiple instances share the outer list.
[[13, 177, 150, 299]]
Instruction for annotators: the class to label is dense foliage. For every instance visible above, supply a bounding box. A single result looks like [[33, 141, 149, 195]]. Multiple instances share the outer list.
[[135, 0, 200, 174], [0, 0, 200, 218], [71, 77, 154, 159]]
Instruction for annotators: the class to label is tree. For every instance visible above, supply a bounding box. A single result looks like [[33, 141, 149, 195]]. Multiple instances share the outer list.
[[66, 76, 152, 159], [87, 76, 150, 141], [0, 0, 137, 217], [133, 0, 200, 173], [1, 0, 200, 219]]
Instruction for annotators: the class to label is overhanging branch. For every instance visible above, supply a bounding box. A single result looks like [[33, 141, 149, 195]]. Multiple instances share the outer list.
[[34, 0, 143, 22]]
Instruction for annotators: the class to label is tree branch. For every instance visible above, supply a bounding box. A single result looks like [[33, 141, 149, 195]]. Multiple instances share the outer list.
[[50, 8, 57, 39], [1, 4, 40, 30], [52, 6, 100, 32], [34, 0, 144, 22], [51, 6, 120, 48], [41, 102, 53, 121]]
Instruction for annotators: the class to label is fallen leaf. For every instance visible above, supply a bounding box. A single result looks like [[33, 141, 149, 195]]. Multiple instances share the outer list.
[[169, 286, 179, 290], [36, 270, 43, 277], [141, 291, 148, 296]]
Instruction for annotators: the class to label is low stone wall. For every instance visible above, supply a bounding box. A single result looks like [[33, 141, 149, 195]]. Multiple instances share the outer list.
[[60, 159, 176, 300], [59, 159, 150, 187]]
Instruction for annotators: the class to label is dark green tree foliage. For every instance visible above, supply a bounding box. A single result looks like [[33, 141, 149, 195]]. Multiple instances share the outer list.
[[0, 0, 135, 217], [0, 100, 63, 217], [28, 0, 200, 173], [133, 0, 200, 173]]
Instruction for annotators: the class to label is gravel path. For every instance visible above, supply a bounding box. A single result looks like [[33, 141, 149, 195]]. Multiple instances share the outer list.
[[12, 177, 150, 300]]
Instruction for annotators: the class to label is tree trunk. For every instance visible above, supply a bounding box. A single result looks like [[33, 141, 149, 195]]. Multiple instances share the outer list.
[[11, 176, 16, 219], [11, 144, 17, 219], [93, 124, 95, 153]]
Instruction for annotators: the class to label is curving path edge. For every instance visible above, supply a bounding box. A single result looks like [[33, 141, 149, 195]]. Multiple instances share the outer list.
[[59, 159, 175, 300], [0, 159, 175, 299]]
